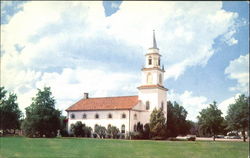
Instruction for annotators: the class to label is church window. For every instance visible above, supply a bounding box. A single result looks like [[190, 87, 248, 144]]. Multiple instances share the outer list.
[[148, 56, 152, 65], [161, 101, 164, 110], [159, 74, 162, 84], [121, 124, 125, 133], [147, 73, 153, 84], [158, 59, 160, 66], [134, 114, 137, 120], [82, 113, 87, 119], [95, 114, 99, 119], [146, 101, 150, 110], [70, 114, 75, 119], [108, 113, 112, 119], [122, 113, 126, 119]]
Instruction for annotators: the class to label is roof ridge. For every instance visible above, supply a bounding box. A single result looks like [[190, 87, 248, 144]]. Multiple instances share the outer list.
[[86, 95, 138, 99]]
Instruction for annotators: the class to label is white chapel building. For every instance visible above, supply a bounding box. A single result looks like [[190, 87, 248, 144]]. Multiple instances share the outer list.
[[66, 31, 168, 135]]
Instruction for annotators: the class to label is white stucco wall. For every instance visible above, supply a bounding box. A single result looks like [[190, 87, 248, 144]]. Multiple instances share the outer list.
[[138, 88, 167, 119], [142, 69, 164, 86], [67, 110, 130, 134]]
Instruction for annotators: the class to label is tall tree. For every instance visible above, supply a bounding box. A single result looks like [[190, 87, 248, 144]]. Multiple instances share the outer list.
[[197, 101, 224, 141], [0, 87, 22, 134], [226, 94, 249, 142], [149, 108, 166, 138], [166, 101, 190, 137], [21, 87, 61, 137]]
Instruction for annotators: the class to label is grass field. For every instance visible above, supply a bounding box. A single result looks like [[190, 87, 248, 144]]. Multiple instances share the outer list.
[[0, 137, 249, 158]]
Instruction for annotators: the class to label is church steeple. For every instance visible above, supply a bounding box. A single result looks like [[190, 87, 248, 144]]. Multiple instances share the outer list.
[[138, 30, 168, 119], [152, 30, 158, 49]]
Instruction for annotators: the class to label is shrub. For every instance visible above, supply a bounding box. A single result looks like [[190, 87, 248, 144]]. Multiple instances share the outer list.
[[94, 125, 107, 138], [107, 125, 120, 139], [70, 122, 92, 137], [60, 129, 69, 137]]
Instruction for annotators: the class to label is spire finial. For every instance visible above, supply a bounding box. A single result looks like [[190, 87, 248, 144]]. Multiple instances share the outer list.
[[153, 30, 158, 49]]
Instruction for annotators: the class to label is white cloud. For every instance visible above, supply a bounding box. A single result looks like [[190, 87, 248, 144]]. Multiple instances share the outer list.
[[168, 90, 208, 121], [0, 1, 240, 114], [222, 29, 238, 46], [218, 93, 241, 117], [225, 54, 249, 94], [110, 2, 120, 9]]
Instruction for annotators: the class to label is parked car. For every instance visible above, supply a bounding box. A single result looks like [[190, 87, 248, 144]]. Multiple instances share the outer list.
[[225, 135, 241, 139], [215, 135, 225, 138]]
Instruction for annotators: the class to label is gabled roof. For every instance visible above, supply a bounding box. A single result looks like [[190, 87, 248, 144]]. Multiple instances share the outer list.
[[66, 96, 139, 111]]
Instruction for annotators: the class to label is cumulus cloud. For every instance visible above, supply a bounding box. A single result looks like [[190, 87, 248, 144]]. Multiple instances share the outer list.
[[225, 54, 249, 94], [1, 1, 241, 114], [168, 90, 208, 121], [218, 93, 241, 117]]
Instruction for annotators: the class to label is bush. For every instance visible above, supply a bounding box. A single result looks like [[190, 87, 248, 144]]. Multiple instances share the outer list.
[[107, 125, 120, 139], [130, 132, 144, 139], [60, 129, 69, 137], [93, 133, 98, 138], [94, 125, 107, 138], [151, 136, 165, 140], [71, 122, 92, 137]]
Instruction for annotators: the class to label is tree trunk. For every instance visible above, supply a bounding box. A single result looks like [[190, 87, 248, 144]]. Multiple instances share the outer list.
[[213, 135, 215, 141], [242, 130, 246, 142]]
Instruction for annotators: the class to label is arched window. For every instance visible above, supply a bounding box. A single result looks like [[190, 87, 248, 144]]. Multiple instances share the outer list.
[[161, 101, 164, 110], [134, 114, 137, 120], [159, 74, 162, 84], [134, 124, 137, 132], [108, 113, 112, 119], [82, 113, 87, 119], [147, 73, 152, 84], [122, 113, 126, 119], [148, 56, 152, 65], [95, 114, 99, 119], [158, 58, 160, 66], [146, 101, 150, 110], [70, 113, 75, 119], [121, 124, 125, 133]]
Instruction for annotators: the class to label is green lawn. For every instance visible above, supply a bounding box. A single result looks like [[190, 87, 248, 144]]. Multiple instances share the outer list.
[[0, 137, 248, 158]]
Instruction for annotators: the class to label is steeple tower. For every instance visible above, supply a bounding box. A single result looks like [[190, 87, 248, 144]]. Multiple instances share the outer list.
[[137, 30, 168, 121]]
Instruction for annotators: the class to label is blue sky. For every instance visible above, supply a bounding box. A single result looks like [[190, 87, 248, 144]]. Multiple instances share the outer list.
[[1, 1, 249, 121]]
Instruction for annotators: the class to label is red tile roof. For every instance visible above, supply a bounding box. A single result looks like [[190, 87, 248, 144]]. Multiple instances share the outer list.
[[66, 96, 139, 111]]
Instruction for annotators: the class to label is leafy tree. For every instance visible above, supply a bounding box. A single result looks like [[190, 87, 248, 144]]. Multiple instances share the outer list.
[[226, 94, 249, 142], [136, 122, 143, 134], [70, 121, 92, 137], [143, 123, 150, 139], [21, 87, 61, 137], [71, 121, 85, 137], [197, 101, 224, 141], [94, 124, 107, 138], [84, 126, 92, 137], [0, 87, 22, 134], [59, 116, 68, 137], [107, 125, 120, 139], [166, 101, 190, 137], [149, 108, 166, 138]]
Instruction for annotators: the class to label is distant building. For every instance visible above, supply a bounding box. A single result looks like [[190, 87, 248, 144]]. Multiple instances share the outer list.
[[66, 31, 168, 135]]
